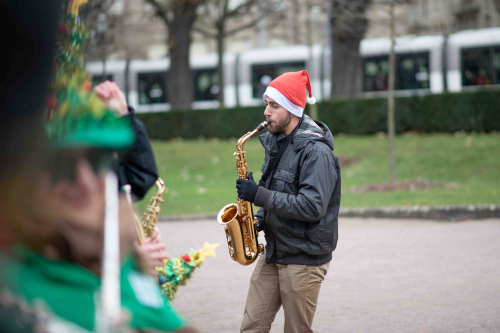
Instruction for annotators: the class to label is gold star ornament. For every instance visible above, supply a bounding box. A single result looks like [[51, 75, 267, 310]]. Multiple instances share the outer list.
[[197, 242, 219, 262], [68, 0, 88, 17]]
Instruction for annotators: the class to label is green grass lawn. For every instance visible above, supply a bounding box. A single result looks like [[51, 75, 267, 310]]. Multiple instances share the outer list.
[[136, 133, 500, 216]]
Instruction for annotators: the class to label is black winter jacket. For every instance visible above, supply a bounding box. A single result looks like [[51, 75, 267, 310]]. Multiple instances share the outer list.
[[117, 108, 158, 200], [254, 115, 341, 265]]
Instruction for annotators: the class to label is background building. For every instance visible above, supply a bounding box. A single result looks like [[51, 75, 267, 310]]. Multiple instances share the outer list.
[[85, 0, 500, 62]]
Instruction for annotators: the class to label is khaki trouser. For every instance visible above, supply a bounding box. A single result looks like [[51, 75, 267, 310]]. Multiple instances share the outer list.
[[240, 254, 330, 333]]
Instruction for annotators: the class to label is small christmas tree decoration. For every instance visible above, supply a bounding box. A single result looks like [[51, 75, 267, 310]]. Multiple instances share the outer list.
[[57, 24, 68, 35], [83, 80, 92, 92], [156, 242, 219, 300], [46, 95, 58, 110], [46, 10, 134, 150]]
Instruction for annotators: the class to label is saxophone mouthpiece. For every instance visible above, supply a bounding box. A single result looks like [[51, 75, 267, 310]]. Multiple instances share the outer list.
[[257, 121, 270, 131]]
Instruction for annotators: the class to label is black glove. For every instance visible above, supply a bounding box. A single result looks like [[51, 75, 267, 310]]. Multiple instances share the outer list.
[[236, 172, 260, 203], [256, 216, 264, 232]]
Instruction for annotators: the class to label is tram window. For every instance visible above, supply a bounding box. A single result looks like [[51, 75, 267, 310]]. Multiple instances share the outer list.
[[194, 68, 218, 101], [363, 56, 389, 92], [138, 72, 167, 105], [396, 53, 429, 90], [252, 62, 306, 98], [363, 53, 429, 91], [92, 74, 113, 86], [462, 47, 492, 86], [494, 47, 500, 85]]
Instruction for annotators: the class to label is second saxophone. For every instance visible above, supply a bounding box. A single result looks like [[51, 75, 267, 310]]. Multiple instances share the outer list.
[[217, 121, 269, 266]]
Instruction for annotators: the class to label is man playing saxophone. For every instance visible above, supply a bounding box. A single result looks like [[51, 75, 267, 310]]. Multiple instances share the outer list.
[[236, 70, 341, 333]]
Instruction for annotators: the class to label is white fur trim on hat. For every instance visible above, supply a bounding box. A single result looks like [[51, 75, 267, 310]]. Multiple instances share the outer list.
[[263, 86, 304, 118]]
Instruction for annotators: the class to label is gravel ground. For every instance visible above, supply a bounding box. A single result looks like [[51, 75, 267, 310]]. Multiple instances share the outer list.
[[157, 218, 500, 333]]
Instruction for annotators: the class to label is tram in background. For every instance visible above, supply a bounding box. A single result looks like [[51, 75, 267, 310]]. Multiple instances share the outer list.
[[359, 35, 444, 95], [447, 28, 500, 92], [86, 27, 500, 113]]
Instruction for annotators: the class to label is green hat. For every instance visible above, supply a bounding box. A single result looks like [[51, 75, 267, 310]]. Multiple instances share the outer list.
[[45, 13, 134, 151]]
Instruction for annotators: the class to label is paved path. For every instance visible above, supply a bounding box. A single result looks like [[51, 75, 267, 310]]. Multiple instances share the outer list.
[[157, 218, 500, 333]]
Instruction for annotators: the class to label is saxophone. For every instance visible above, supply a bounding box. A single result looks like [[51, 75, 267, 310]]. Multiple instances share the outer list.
[[127, 178, 166, 243], [141, 178, 166, 238], [217, 121, 269, 266]]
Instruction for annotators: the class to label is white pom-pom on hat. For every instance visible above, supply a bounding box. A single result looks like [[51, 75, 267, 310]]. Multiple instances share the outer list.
[[307, 96, 316, 105]]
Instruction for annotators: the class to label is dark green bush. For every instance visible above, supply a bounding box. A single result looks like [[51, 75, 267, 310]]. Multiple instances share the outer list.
[[136, 106, 265, 140], [137, 90, 500, 139]]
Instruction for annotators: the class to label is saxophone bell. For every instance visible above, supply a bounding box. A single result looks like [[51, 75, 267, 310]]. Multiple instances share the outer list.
[[218, 203, 239, 226], [217, 203, 263, 266]]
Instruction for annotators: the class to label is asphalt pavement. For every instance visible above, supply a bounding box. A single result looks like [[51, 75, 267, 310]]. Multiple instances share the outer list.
[[158, 217, 500, 333]]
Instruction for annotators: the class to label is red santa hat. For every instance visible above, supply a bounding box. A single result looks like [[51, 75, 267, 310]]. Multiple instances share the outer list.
[[263, 70, 316, 118]]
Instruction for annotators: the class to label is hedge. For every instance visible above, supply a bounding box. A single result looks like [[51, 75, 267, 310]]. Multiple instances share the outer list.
[[136, 90, 500, 139]]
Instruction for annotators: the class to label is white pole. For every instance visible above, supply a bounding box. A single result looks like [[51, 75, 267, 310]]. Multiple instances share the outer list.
[[122, 184, 145, 242], [100, 171, 121, 332], [122, 184, 133, 206]]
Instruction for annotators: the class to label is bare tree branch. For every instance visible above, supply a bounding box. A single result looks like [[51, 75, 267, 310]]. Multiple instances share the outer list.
[[225, 17, 261, 36], [226, 0, 276, 36], [144, 0, 171, 25], [193, 26, 218, 38], [192, 0, 283, 106], [225, 0, 258, 18], [225, 0, 282, 36]]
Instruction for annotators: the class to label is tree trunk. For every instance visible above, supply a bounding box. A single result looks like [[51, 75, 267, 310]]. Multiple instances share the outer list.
[[330, 36, 363, 98], [388, 0, 396, 182], [305, 0, 318, 119], [291, 0, 301, 44], [494, 0, 500, 12], [442, 34, 448, 93], [167, 6, 197, 110], [329, 0, 369, 98], [216, 23, 225, 108]]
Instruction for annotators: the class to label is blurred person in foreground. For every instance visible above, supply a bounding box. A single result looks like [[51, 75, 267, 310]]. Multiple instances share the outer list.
[[94, 80, 167, 276], [0, 86, 198, 333], [0, 0, 72, 330], [0, 0, 60, 248], [0, 9, 197, 330], [236, 71, 341, 333], [95, 80, 173, 277], [94, 80, 159, 202]]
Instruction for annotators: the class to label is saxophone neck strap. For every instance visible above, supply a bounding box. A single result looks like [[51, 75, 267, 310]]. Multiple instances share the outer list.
[[259, 115, 303, 188]]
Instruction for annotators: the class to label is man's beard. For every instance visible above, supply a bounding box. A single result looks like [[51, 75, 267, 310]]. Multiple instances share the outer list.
[[268, 112, 292, 134]]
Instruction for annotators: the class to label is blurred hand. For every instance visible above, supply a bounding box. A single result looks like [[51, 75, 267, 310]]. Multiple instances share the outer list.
[[94, 80, 129, 116], [134, 229, 169, 276], [149, 227, 162, 244]]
